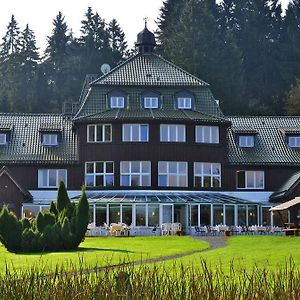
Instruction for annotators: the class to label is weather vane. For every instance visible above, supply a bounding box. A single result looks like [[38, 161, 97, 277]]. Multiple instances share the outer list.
[[143, 17, 148, 27]]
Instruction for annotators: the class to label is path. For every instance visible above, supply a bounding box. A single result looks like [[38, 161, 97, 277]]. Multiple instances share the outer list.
[[83, 236, 227, 273]]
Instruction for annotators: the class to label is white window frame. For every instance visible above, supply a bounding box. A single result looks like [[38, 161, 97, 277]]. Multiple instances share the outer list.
[[288, 136, 300, 148], [144, 97, 159, 109], [194, 162, 221, 188], [236, 170, 265, 190], [110, 96, 125, 108], [195, 126, 219, 144], [42, 133, 58, 146], [158, 161, 188, 187], [0, 133, 7, 145], [120, 161, 151, 187], [160, 124, 186, 142], [238, 135, 255, 148], [122, 124, 149, 142], [87, 124, 112, 143], [85, 161, 114, 187], [177, 97, 192, 109], [38, 169, 67, 188]]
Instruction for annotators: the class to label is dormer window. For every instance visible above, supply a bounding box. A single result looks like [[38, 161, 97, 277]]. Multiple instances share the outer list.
[[110, 97, 125, 108], [238, 135, 255, 148], [42, 133, 58, 146], [177, 97, 192, 109], [142, 90, 160, 109], [109, 89, 126, 109], [144, 97, 159, 108], [175, 91, 194, 110], [0, 133, 7, 145], [288, 136, 300, 148]]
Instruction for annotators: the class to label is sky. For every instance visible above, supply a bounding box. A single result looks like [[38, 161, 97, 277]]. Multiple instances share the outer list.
[[0, 0, 292, 52]]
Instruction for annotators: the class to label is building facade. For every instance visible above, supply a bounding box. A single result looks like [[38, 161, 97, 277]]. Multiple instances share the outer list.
[[0, 26, 299, 234]]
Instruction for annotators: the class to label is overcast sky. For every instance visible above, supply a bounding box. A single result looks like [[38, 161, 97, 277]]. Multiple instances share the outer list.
[[0, 0, 291, 52]]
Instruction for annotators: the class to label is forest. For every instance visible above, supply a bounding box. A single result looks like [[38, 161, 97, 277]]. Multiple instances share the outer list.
[[1, 0, 300, 116]]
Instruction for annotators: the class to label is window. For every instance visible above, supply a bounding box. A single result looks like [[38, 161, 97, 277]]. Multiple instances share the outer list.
[[122, 124, 149, 142], [288, 136, 300, 148], [195, 126, 219, 144], [0, 133, 6, 145], [236, 170, 264, 189], [42, 134, 58, 146], [38, 169, 67, 188], [194, 162, 221, 188], [238, 135, 255, 147], [120, 161, 151, 186], [144, 97, 159, 109], [87, 124, 112, 143], [160, 124, 186, 142], [110, 96, 125, 108], [158, 161, 188, 187], [85, 162, 114, 187], [177, 97, 192, 109]]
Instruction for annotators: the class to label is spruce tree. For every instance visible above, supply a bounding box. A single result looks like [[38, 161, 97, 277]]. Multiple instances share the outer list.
[[0, 15, 21, 58], [108, 19, 128, 65]]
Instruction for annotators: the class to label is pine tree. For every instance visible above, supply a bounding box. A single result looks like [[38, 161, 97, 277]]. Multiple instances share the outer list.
[[285, 78, 300, 115], [46, 11, 70, 62], [158, 0, 244, 114], [0, 15, 21, 58], [108, 19, 128, 64]]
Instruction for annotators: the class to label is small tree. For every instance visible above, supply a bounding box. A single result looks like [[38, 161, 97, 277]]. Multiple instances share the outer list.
[[74, 188, 90, 247], [56, 181, 70, 212]]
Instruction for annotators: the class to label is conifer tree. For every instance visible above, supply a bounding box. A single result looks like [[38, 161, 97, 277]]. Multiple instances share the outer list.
[[0, 15, 21, 58], [108, 19, 128, 64]]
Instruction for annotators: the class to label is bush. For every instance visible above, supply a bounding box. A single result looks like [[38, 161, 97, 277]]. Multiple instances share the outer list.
[[0, 206, 22, 252], [36, 211, 55, 233], [0, 186, 89, 253]]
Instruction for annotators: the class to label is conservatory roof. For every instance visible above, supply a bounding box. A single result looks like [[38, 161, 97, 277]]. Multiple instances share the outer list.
[[72, 192, 260, 205]]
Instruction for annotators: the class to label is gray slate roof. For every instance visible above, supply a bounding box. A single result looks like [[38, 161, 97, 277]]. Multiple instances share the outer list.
[[75, 109, 230, 124], [92, 53, 209, 87], [0, 114, 78, 164], [228, 116, 300, 166]]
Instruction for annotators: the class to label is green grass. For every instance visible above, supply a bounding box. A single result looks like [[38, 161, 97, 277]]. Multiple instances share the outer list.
[[0, 236, 208, 273], [162, 236, 300, 271]]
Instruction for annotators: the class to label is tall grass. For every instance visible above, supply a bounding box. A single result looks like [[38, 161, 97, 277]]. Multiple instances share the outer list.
[[1, 259, 300, 299]]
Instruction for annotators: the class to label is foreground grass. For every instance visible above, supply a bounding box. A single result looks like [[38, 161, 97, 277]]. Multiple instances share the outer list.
[[0, 236, 208, 273], [1, 260, 300, 299], [163, 235, 300, 271]]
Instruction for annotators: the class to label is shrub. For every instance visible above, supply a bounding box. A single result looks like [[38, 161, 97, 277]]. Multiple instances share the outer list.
[[0, 186, 89, 253], [74, 189, 90, 247], [36, 211, 55, 233], [0, 206, 22, 252]]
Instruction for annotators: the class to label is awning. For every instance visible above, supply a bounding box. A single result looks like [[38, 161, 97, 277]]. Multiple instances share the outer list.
[[270, 197, 300, 211]]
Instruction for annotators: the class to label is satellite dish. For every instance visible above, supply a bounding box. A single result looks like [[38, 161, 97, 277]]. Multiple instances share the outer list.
[[101, 63, 111, 75]]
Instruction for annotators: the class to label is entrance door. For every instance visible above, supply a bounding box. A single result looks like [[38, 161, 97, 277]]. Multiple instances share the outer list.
[[174, 204, 187, 227], [162, 204, 173, 224]]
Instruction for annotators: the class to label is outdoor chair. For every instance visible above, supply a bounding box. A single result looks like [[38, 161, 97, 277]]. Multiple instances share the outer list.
[[161, 223, 172, 235]]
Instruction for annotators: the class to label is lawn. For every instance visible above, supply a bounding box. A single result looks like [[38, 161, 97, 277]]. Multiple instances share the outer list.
[[162, 235, 300, 271], [0, 236, 208, 273]]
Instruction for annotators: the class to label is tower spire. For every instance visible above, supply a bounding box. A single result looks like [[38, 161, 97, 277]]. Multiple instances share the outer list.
[[135, 20, 157, 54]]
